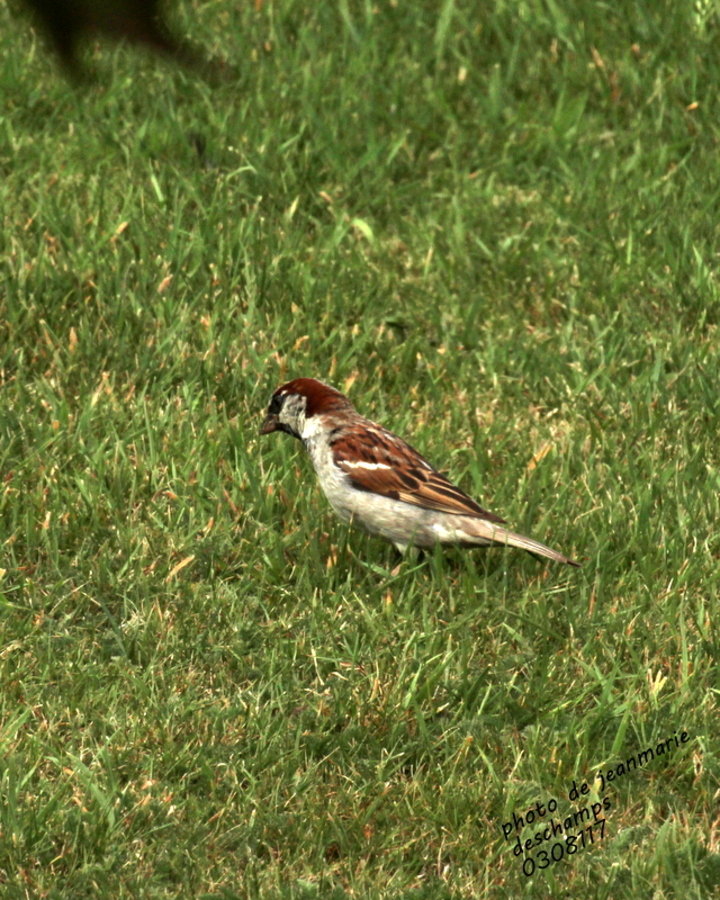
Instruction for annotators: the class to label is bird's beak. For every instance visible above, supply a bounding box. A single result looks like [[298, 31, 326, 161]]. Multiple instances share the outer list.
[[259, 413, 279, 435]]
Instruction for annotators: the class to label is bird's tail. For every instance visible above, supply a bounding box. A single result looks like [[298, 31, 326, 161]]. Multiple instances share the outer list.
[[464, 519, 580, 567]]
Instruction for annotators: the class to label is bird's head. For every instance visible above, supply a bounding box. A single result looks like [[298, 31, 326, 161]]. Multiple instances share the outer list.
[[260, 378, 352, 441]]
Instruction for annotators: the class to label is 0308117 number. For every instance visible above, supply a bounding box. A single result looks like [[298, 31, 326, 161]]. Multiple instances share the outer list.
[[521, 819, 607, 877]]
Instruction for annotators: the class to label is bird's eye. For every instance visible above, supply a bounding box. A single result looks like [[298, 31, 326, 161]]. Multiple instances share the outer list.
[[268, 392, 286, 415]]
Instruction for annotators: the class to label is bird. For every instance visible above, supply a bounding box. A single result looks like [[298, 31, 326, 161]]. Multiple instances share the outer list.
[[18, 0, 228, 81], [260, 378, 580, 566]]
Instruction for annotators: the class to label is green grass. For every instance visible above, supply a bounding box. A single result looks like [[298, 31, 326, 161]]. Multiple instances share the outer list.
[[1, 0, 719, 896]]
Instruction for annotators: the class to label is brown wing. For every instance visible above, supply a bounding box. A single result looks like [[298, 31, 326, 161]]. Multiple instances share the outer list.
[[332, 423, 506, 523]]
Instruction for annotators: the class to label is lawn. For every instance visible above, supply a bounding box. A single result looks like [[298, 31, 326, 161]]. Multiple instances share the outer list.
[[1, 0, 719, 897]]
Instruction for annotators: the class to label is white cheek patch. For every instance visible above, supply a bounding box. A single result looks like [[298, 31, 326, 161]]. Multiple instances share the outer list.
[[299, 415, 322, 440], [340, 460, 393, 470]]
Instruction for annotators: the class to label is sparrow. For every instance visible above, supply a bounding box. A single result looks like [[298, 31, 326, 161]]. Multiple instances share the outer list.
[[260, 378, 579, 566], [19, 0, 232, 82]]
